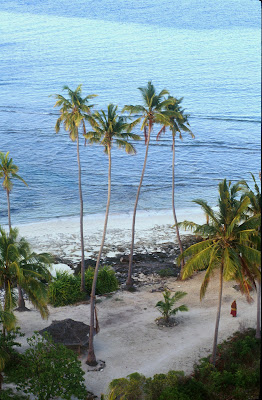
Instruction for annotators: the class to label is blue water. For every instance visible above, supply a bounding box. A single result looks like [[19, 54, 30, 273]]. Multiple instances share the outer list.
[[0, 0, 261, 225]]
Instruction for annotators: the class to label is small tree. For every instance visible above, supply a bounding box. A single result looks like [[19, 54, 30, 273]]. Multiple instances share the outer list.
[[8, 333, 88, 400], [155, 289, 188, 323]]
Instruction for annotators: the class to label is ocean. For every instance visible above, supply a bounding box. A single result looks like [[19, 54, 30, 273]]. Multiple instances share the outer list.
[[0, 0, 261, 225]]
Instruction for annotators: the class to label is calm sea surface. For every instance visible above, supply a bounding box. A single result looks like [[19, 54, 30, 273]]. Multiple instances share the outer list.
[[0, 0, 261, 225]]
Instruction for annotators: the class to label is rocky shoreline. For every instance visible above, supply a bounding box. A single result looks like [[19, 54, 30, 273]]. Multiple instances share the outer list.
[[54, 235, 202, 286]]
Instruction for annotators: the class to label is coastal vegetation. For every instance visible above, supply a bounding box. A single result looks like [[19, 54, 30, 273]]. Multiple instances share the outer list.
[[53, 85, 97, 292], [177, 179, 261, 365], [48, 266, 118, 307], [155, 289, 188, 324], [83, 103, 140, 366], [122, 82, 175, 289], [0, 152, 27, 233], [0, 82, 260, 398], [2, 331, 88, 399], [105, 328, 260, 400], [0, 227, 52, 333], [242, 173, 261, 339], [157, 97, 194, 272]]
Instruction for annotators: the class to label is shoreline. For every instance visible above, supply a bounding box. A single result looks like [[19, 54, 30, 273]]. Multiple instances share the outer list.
[[11, 207, 206, 266]]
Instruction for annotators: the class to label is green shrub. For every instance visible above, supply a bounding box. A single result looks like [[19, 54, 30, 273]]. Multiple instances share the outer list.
[[6, 332, 88, 400], [48, 266, 118, 307], [145, 371, 184, 400], [48, 271, 85, 307], [106, 329, 260, 400], [108, 373, 146, 400], [95, 266, 119, 294], [158, 268, 175, 278], [158, 378, 210, 400], [0, 388, 28, 399]]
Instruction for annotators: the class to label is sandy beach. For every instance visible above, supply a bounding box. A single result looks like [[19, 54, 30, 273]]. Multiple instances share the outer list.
[[6, 210, 259, 397]]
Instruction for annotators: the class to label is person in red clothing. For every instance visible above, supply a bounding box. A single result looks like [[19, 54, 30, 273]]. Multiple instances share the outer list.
[[231, 300, 237, 317]]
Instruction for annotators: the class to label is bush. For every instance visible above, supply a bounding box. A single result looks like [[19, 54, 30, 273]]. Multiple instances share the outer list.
[[47, 271, 85, 307], [106, 329, 260, 400], [108, 373, 146, 400], [48, 266, 118, 307], [6, 332, 88, 400], [158, 268, 175, 278]]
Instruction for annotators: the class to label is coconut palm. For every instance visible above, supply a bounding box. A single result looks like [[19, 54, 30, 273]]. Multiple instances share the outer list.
[[243, 173, 261, 338], [157, 96, 194, 273], [155, 289, 188, 323], [0, 227, 52, 334], [53, 85, 96, 292], [177, 179, 261, 365], [123, 82, 173, 288], [0, 152, 27, 232], [84, 104, 140, 366]]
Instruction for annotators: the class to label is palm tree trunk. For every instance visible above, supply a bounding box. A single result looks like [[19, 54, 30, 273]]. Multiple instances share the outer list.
[[126, 124, 152, 288], [86, 147, 112, 366], [172, 135, 184, 276], [6, 189, 11, 233], [211, 263, 224, 365], [6, 191, 27, 310], [76, 135, 85, 292], [255, 278, 261, 339], [17, 285, 26, 309]]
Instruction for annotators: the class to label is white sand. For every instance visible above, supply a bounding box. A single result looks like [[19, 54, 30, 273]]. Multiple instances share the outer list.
[[8, 209, 259, 397]]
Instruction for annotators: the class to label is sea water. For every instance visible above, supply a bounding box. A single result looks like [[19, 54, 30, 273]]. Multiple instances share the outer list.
[[0, 0, 260, 225]]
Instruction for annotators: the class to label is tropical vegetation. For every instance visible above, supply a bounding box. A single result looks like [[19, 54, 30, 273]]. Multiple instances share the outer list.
[[53, 85, 97, 292], [0, 151, 27, 233], [155, 289, 188, 323], [242, 172, 261, 339], [123, 82, 175, 289], [105, 328, 260, 400], [177, 179, 261, 365], [0, 227, 52, 333], [83, 103, 140, 366], [4, 332, 88, 400], [157, 96, 194, 273], [48, 266, 118, 307]]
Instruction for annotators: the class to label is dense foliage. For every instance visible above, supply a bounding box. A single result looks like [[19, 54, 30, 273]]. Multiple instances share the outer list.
[[105, 328, 260, 400], [4, 332, 88, 400], [48, 266, 119, 307]]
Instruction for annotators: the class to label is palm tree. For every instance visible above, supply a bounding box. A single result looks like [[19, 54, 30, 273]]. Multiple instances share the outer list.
[[0, 152, 27, 232], [123, 82, 173, 289], [155, 289, 188, 323], [157, 96, 194, 274], [0, 227, 52, 333], [16, 249, 53, 311], [177, 179, 261, 365], [243, 173, 261, 338], [84, 104, 140, 366], [53, 85, 96, 292]]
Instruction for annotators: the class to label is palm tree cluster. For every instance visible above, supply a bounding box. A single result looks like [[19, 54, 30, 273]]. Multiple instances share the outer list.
[[1, 82, 259, 372], [51, 82, 193, 365]]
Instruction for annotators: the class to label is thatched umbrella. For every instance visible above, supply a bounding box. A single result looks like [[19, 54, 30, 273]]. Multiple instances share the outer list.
[[38, 318, 93, 354]]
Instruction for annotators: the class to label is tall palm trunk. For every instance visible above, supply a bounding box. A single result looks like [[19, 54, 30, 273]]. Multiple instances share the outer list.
[[6, 190, 26, 310], [255, 278, 261, 339], [87, 147, 112, 366], [126, 122, 152, 288], [6, 190, 11, 232], [211, 263, 224, 365], [76, 135, 85, 292], [172, 135, 184, 275]]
